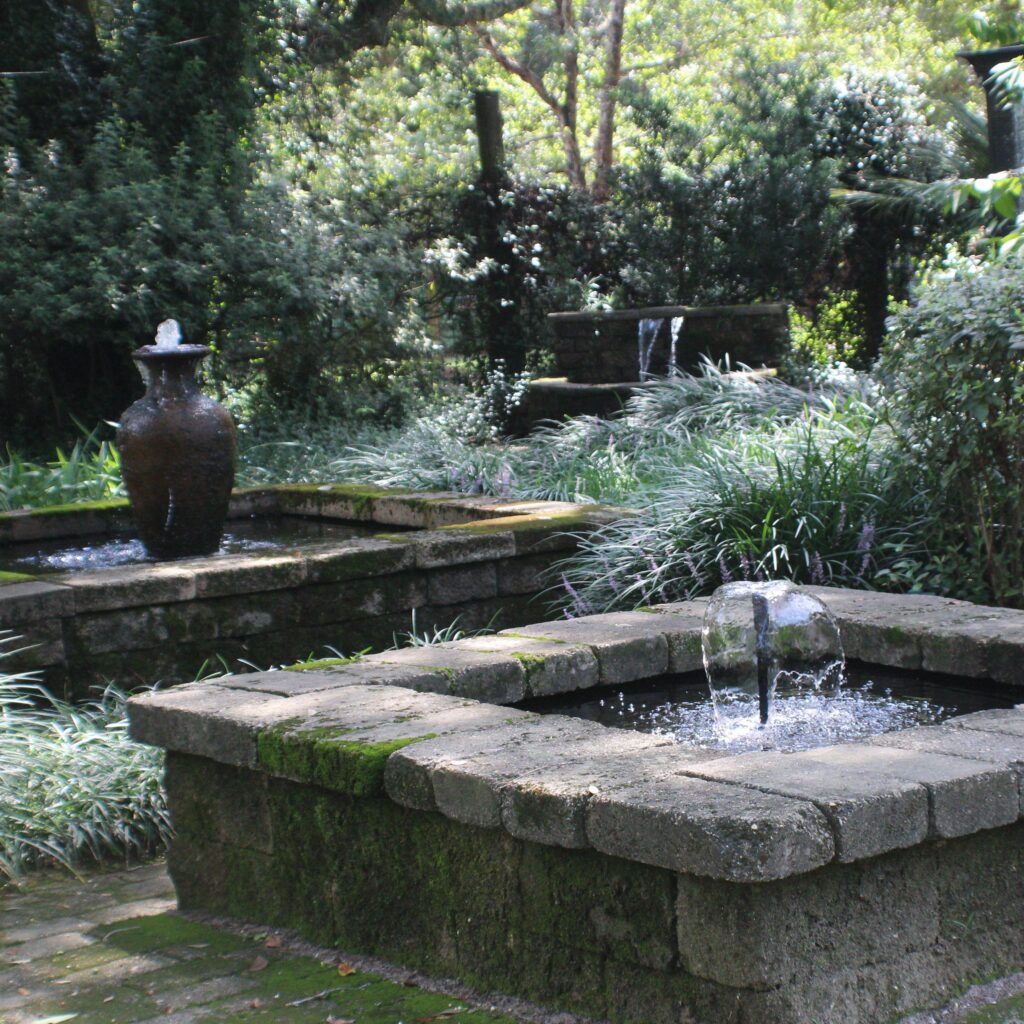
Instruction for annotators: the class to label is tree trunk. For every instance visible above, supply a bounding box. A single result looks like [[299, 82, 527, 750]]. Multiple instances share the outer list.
[[557, 0, 586, 188], [593, 0, 626, 200]]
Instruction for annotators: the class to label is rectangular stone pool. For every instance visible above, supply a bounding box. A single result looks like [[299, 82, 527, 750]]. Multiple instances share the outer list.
[[129, 588, 1024, 1024]]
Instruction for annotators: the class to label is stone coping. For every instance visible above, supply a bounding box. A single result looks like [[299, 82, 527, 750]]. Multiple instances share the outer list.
[[0, 484, 618, 612], [548, 303, 789, 323], [129, 588, 1024, 886]]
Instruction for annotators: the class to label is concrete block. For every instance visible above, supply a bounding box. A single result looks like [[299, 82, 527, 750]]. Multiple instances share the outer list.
[[426, 563, 498, 605], [363, 645, 526, 703], [0, 581, 74, 625], [191, 553, 307, 598], [801, 742, 1019, 839], [685, 751, 929, 862], [453, 635, 600, 696], [675, 848, 941, 989], [504, 611, 671, 684], [61, 564, 197, 612], [495, 555, 551, 596], [587, 774, 835, 882], [411, 530, 515, 569]]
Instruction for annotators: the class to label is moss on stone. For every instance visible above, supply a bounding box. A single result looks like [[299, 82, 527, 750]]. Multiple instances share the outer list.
[[0, 570, 36, 585], [22, 497, 130, 517], [256, 727, 435, 796], [284, 655, 361, 671]]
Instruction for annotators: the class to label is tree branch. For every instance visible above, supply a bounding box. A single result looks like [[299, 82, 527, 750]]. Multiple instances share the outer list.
[[477, 29, 564, 117], [409, 0, 533, 26]]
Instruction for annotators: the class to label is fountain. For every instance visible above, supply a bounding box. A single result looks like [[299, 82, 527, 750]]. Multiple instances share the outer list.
[[117, 319, 237, 559]]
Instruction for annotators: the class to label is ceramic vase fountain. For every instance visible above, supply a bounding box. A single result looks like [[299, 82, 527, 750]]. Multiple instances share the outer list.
[[118, 321, 236, 559]]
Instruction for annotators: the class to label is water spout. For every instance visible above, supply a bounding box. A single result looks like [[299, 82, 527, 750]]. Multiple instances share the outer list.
[[668, 315, 684, 375], [154, 319, 182, 348], [637, 318, 662, 380]]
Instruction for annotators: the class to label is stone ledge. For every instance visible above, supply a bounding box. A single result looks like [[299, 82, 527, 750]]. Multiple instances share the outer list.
[[127, 588, 1024, 883]]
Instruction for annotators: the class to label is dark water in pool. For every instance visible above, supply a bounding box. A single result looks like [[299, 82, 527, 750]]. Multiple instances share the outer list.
[[0, 515, 398, 573], [520, 664, 1020, 753]]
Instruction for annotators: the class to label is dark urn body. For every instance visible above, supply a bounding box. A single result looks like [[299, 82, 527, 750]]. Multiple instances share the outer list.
[[118, 345, 236, 559]]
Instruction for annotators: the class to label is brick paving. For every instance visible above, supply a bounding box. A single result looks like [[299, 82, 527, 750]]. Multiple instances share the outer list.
[[2, 859, 1023, 1024], [0, 861, 539, 1024]]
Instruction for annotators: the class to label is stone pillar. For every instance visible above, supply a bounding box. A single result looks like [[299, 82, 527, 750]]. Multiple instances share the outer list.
[[958, 44, 1024, 171]]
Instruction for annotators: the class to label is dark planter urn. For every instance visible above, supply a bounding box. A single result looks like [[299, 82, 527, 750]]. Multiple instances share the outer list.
[[118, 344, 236, 559]]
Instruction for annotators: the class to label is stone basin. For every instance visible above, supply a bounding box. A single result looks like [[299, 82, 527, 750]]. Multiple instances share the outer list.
[[128, 588, 1024, 1024], [0, 485, 618, 698]]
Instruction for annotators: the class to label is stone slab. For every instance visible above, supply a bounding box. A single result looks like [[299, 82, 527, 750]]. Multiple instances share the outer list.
[[384, 717, 589, 819], [586, 773, 835, 882], [950, 708, 1024, 738], [191, 554, 308, 598], [502, 611, 671, 684], [58, 564, 197, 612], [362, 645, 526, 703], [0, 580, 74, 624], [685, 751, 929, 861], [301, 539, 416, 584], [453, 635, 600, 695], [128, 684, 290, 768], [409, 530, 516, 569], [501, 735, 720, 848], [798, 742, 1020, 839]]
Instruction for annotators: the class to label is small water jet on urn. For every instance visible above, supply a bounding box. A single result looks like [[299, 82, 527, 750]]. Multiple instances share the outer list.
[[117, 319, 236, 559]]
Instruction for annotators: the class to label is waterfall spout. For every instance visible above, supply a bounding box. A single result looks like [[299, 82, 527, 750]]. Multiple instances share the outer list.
[[637, 318, 662, 380]]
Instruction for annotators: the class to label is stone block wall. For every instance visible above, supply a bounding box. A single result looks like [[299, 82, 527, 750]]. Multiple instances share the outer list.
[[549, 303, 790, 384], [0, 486, 619, 699]]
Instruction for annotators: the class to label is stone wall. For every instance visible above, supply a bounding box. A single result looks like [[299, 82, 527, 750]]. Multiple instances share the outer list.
[[130, 590, 1024, 1024], [549, 303, 790, 384], [0, 485, 619, 699]]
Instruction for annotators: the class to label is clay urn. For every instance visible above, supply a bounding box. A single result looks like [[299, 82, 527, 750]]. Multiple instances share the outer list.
[[117, 320, 236, 559]]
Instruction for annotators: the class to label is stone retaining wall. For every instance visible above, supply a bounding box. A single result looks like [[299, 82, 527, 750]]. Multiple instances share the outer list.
[[0, 486, 618, 699], [549, 303, 790, 384], [130, 589, 1024, 1024]]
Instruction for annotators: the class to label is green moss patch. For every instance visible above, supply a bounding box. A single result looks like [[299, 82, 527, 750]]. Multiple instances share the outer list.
[[0, 570, 36, 585], [257, 727, 435, 796], [23, 908, 520, 1024]]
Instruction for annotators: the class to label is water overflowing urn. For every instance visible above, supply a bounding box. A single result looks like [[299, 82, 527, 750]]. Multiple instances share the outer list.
[[118, 320, 236, 559]]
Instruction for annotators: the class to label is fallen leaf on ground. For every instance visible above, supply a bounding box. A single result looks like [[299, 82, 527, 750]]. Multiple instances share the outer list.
[[17, 988, 30, 996], [326, 1017, 355, 1023], [337, 963, 357, 976], [416, 1009, 467, 1022], [265, 936, 282, 948], [251, 999, 263, 1009], [247, 955, 270, 972]]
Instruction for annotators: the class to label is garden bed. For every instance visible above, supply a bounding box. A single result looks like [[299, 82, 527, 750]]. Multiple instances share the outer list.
[[130, 588, 1024, 1024]]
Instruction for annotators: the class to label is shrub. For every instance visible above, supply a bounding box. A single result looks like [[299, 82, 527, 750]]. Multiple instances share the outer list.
[[879, 253, 1024, 606], [0, 637, 170, 882]]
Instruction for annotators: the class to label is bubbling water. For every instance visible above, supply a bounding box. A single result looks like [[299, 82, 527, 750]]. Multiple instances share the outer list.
[[702, 581, 845, 724], [154, 318, 183, 348]]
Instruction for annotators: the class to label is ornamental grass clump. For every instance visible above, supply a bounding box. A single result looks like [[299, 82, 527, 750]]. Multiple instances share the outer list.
[[0, 638, 170, 882], [556, 399, 927, 613]]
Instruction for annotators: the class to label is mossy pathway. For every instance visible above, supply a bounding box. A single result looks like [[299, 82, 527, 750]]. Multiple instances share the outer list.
[[3, 860, 1024, 1024], [0, 862, 535, 1024]]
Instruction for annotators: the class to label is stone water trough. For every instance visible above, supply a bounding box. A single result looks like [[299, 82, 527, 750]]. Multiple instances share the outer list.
[[129, 587, 1024, 1024], [0, 485, 616, 699]]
